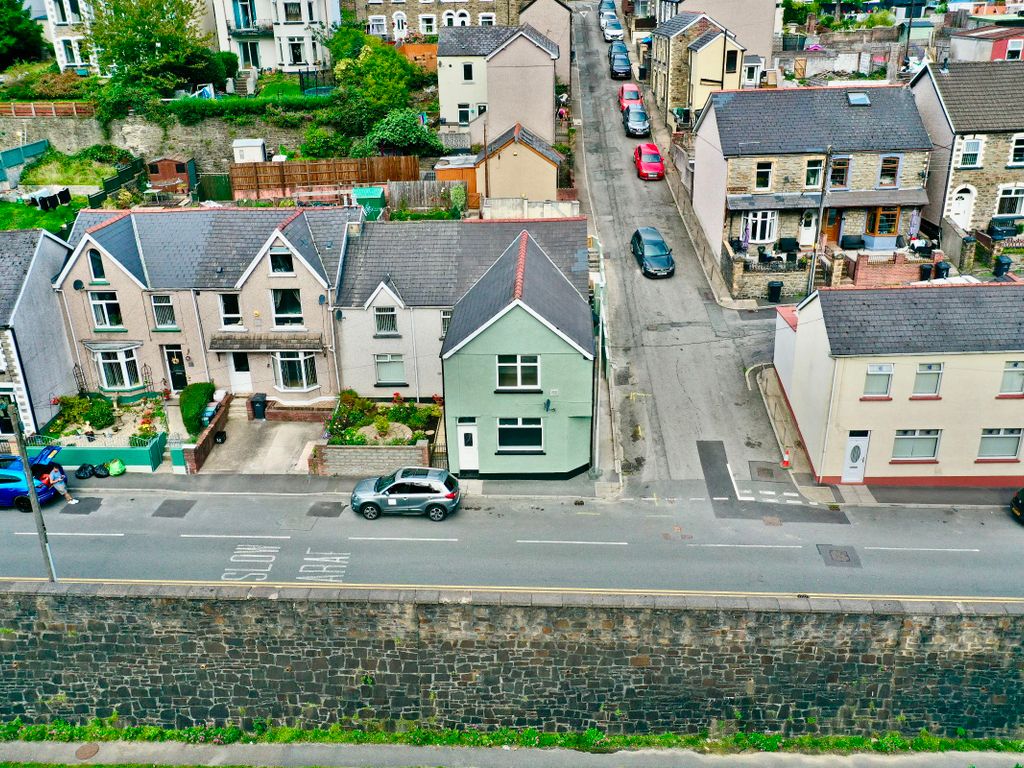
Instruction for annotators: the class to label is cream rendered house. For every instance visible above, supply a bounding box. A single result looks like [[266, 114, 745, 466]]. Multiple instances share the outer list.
[[775, 284, 1024, 488], [474, 123, 562, 202], [519, 0, 572, 86]]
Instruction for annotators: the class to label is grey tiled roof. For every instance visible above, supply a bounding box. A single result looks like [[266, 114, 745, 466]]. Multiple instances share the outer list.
[[336, 219, 589, 307], [726, 188, 928, 211], [920, 61, 1024, 134], [441, 231, 593, 357], [0, 230, 44, 325], [208, 332, 325, 351], [475, 123, 564, 165], [437, 24, 558, 59], [688, 29, 724, 51], [65, 208, 362, 290], [817, 285, 1024, 356], [653, 11, 704, 38], [706, 86, 933, 156]]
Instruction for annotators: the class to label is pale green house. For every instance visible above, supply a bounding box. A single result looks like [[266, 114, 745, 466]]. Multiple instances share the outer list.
[[441, 231, 594, 479]]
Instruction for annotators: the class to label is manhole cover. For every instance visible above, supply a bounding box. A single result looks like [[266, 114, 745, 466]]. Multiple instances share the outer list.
[[307, 501, 342, 518], [615, 367, 631, 386], [61, 497, 100, 515], [75, 743, 99, 759], [153, 499, 195, 518], [762, 516, 781, 527], [757, 467, 775, 480], [830, 549, 851, 562], [816, 544, 861, 568]]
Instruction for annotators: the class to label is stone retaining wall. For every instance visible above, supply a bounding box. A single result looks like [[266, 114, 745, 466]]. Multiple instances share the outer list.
[[311, 439, 430, 476], [1, 582, 1022, 735]]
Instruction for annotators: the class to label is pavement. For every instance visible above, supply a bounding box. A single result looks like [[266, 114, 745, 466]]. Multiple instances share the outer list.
[[4, 740, 1024, 767]]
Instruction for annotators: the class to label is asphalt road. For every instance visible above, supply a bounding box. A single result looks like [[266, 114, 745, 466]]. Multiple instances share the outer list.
[[572, 6, 782, 498], [2, 488, 1021, 600]]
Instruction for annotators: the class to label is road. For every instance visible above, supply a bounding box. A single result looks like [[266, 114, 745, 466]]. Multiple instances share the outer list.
[[573, 5, 782, 501], [1, 487, 1021, 600]]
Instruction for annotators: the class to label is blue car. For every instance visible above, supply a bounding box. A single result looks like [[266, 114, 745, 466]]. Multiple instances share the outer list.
[[0, 446, 63, 512]]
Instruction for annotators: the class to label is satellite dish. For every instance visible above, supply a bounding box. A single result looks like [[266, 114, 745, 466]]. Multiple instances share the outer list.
[[72, 279, 85, 290]]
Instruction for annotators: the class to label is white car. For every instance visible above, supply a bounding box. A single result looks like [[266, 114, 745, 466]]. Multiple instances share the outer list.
[[604, 20, 624, 41], [599, 10, 617, 29]]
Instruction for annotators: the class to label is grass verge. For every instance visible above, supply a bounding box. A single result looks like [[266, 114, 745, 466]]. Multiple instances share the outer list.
[[3, 718, 1024, 755], [0, 197, 86, 233], [20, 150, 117, 186]]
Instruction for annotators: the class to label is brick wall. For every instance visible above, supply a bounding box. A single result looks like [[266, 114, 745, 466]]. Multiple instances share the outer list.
[[182, 394, 233, 474], [312, 440, 430, 476], [846, 251, 944, 288], [265, 400, 334, 424], [2, 582, 1023, 736]]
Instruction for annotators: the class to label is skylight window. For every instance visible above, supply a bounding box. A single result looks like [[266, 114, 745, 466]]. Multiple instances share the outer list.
[[848, 91, 871, 106]]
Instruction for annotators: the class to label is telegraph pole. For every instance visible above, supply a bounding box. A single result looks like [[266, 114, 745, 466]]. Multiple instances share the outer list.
[[0, 400, 57, 582], [807, 144, 834, 296]]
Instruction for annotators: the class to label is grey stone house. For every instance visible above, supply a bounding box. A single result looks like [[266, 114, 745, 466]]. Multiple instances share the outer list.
[[0, 230, 77, 437], [910, 61, 1024, 239]]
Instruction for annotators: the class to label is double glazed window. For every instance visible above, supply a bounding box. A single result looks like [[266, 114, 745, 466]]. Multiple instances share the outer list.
[[419, 14, 436, 32], [440, 309, 452, 339], [375, 353, 406, 385], [97, 348, 141, 390], [959, 138, 982, 168], [724, 49, 738, 73], [89, 291, 123, 328], [867, 206, 900, 236], [88, 249, 105, 281], [997, 187, 1024, 216], [497, 417, 543, 451], [220, 294, 242, 327], [805, 158, 823, 188], [273, 351, 317, 390], [978, 428, 1022, 460], [497, 355, 540, 389], [374, 306, 398, 335], [912, 363, 942, 396], [283, 1, 301, 21], [1001, 361, 1024, 395], [863, 363, 893, 396], [892, 429, 940, 460], [878, 156, 900, 188], [151, 295, 177, 328], [741, 210, 777, 244], [1010, 135, 1024, 166], [829, 157, 850, 188], [270, 250, 294, 273], [272, 289, 303, 326], [754, 161, 773, 191]]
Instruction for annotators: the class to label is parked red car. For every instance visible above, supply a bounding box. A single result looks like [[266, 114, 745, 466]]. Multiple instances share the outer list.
[[633, 143, 664, 180], [618, 83, 643, 112]]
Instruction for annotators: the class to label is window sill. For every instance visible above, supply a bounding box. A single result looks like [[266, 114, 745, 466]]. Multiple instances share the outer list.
[[1006, 164, 1024, 170], [996, 393, 1024, 399], [495, 388, 543, 394], [373, 333, 402, 339], [495, 450, 545, 455], [269, 272, 297, 277], [152, 327, 182, 333], [271, 325, 307, 331], [273, 384, 320, 394], [859, 395, 892, 401], [98, 384, 146, 394], [889, 458, 938, 465], [93, 327, 128, 333], [374, 382, 409, 388], [219, 326, 248, 332], [975, 458, 1021, 464], [908, 395, 941, 400], [88, 280, 109, 286], [956, 165, 981, 170]]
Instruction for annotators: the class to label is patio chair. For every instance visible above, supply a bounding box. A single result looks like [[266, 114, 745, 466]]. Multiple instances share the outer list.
[[757, 245, 770, 263]]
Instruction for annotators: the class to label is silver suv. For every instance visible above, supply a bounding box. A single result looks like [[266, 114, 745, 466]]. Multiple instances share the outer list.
[[350, 467, 461, 522]]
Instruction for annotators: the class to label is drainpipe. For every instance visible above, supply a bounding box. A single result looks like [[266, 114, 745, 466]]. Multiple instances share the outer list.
[[410, 308, 422, 401], [328, 302, 341, 393], [190, 290, 212, 383], [820, 355, 840, 483], [807, 144, 834, 296], [57, 288, 85, 373]]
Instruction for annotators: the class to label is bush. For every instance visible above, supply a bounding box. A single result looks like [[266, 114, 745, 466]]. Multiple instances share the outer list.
[[361, 108, 444, 157], [84, 398, 115, 430], [374, 415, 391, 436], [166, 94, 332, 126], [389, 208, 459, 221], [217, 51, 239, 81], [179, 382, 216, 436], [300, 125, 352, 158]]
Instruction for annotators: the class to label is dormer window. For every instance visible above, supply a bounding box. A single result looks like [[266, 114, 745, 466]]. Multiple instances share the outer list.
[[270, 250, 294, 273], [88, 249, 105, 281]]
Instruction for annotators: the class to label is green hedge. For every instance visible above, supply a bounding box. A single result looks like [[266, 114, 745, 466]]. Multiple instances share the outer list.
[[179, 382, 216, 437], [165, 95, 333, 126]]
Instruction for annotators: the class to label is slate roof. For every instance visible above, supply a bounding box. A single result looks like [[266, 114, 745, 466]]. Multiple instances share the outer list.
[[653, 11, 704, 38], [950, 24, 1024, 40], [437, 24, 558, 59], [441, 230, 593, 357], [704, 86, 933, 156], [65, 208, 362, 290], [208, 332, 325, 351], [816, 284, 1024, 356], [337, 219, 589, 307], [0, 230, 44, 325], [688, 29, 727, 52], [475, 123, 564, 165], [726, 187, 929, 211], [919, 61, 1024, 134]]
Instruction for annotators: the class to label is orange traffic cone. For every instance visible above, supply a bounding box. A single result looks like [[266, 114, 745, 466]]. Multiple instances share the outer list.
[[780, 449, 791, 470]]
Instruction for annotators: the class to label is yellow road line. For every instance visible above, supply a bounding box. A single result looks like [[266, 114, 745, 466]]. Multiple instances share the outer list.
[[1, 576, 1022, 603]]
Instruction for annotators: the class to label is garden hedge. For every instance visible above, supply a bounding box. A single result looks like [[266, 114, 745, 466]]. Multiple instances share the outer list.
[[179, 382, 216, 437]]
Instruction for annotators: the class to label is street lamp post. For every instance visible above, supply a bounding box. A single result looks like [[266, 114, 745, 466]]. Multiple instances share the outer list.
[[0, 400, 57, 581]]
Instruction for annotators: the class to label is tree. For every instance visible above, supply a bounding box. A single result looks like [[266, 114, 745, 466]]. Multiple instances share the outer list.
[[0, 0, 45, 69], [362, 108, 444, 156]]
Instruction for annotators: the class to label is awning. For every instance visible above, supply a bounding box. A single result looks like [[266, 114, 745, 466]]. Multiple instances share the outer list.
[[208, 332, 325, 352], [82, 340, 143, 352]]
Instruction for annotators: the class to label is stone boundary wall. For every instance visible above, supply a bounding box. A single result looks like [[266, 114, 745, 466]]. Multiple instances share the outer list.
[[182, 394, 233, 474], [1, 582, 1023, 736], [312, 439, 429, 476]]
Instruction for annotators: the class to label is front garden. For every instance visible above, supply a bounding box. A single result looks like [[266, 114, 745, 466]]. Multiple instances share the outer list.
[[325, 391, 440, 447], [42, 394, 168, 445], [19, 145, 133, 187]]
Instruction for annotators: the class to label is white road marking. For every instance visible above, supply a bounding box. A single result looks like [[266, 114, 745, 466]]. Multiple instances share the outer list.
[[786, 500, 804, 505], [576, 511, 601, 516], [759, 490, 777, 496], [689, 497, 706, 501], [783, 492, 799, 497], [712, 496, 729, 501], [517, 539, 628, 546], [864, 546, 981, 553], [686, 544, 804, 549], [13, 532, 124, 537], [739, 489, 752, 495], [182, 534, 291, 540], [645, 514, 672, 518], [349, 537, 458, 542]]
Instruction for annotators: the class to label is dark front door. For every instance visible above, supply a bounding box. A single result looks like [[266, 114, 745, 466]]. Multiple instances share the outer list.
[[164, 346, 188, 392], [822, 209, 842, 245]]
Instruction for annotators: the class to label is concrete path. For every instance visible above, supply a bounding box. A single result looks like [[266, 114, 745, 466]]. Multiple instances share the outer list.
[[3, 740, 1023, 767]]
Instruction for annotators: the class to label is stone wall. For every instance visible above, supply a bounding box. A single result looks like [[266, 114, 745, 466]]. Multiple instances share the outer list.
[[729, 261, 810, 300], [1, 582, 1023, 736], [312, 439, 429, 476], [0, 116, 308, 173]]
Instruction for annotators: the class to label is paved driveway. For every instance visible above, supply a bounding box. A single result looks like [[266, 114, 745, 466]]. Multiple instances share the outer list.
[[574, 7, 782, 499]]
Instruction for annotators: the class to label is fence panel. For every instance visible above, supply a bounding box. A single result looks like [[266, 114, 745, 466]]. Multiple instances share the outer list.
[[229, 157, 420, 198], [388, 180, 464, 210], [197, 173, 233, 201], [0, 139, 48, 169], [0, 101, 95, 117]]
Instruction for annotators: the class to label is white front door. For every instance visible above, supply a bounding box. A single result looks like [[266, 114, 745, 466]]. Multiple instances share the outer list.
[[841, 431, 870, 484], [950, 187, 975, 230], [798, 210, 817, 246], [456, 424, 479, 472], [228, 352, 253, 393]]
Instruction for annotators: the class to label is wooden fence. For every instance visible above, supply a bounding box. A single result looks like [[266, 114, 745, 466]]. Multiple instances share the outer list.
[[0, 101, 95, 117], [229, 157, 420, 200], [388, 180, 466, 210]]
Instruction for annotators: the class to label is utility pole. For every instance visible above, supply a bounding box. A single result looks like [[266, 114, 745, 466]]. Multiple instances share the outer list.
[[483, 123, 491, 200], [0, 400, 57, 582], [902, 0, 917, 74], [807, 144, 834, 296]]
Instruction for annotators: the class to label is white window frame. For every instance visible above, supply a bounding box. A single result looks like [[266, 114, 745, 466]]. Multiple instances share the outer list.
[[912, 362, 942, 396], [1001, 361, 1024, 395], [269, 249, 294, 274], [287, 36, 306, 64], [97, 348, 141, 391], [374, 353, 406, 385], [754, 161, 773, 191], [89, 291, 123, 328], [393, 10, 408, 33], [496, 354, 540, 390], [273, 351, 318, 391], [271, 288, 304, 327], [419, 13, 436, 31], [959, 137, 983, 169], [440, 309, 452, 338], [442, 10, 455, 25], [978, 428, 1022, 460], [892, 428, 941, 460], [374, 306, 399, 336], [996, 185, 1024, 217], [220, 293, 243, 328], [496, 417, 544, 452], [368, 14, 387, 32], [741, 210, 778, 244], [151, 294, 177, 329], [805, 158, 823, 188], [456, 9, 469, 24], [864, 363, 893, 397], [1009, 134, 1024, 167], [1006, 39, 1022, 60], [478, 12, 495, 24], [88, 248, 105, 281]]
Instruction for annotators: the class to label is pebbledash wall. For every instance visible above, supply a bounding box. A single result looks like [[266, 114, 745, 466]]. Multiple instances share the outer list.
[[1, 583, 1024, 735]]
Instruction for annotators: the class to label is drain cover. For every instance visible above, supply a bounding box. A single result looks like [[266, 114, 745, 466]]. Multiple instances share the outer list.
[[816, 544, 861, 568], [75, 743, 100, 759], [615, 366, 631, 386], [153, 500, 195, 518], [762, 516, 782, 527], [307, 501, 342, 518]]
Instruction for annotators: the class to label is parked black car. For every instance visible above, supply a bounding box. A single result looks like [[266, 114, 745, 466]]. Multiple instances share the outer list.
[[610, 53, 631, 79], [622, 104, 650, 136], [608, 40, 628, 63], [1012, 488, 1024, 524], [630, 227, 675, 278]]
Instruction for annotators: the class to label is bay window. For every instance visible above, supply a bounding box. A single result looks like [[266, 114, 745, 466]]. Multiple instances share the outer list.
[[97, 348, 141, 390], [273, 351, 318, 390], [740, 210, 778, 244], [867, 206, 900, 236]]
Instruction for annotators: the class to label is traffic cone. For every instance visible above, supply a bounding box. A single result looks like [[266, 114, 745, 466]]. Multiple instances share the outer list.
[[780, 449, 791, 470]]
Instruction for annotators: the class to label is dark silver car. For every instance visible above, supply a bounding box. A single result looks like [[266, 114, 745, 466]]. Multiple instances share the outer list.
[[350, 467, 461, 522], [622, 104, 650, 137]]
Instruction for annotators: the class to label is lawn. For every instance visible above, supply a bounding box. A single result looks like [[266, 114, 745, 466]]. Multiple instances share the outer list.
[[0, 198, 86, 234], [19, 151, 117, 186], [258, 73, 301, 98]]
